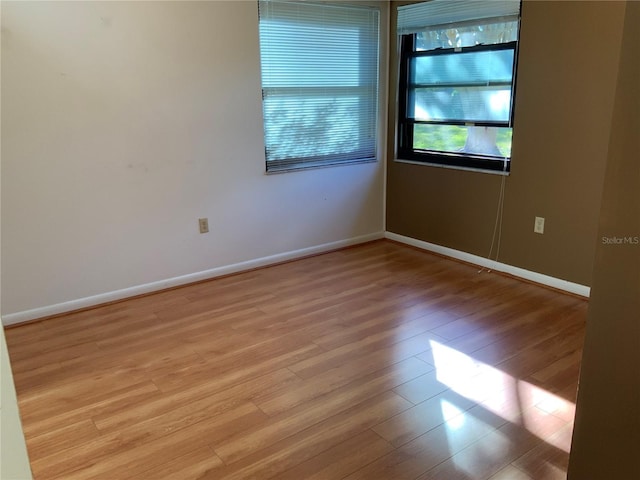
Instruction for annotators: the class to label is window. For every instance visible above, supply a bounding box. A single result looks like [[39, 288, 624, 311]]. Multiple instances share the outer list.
[[397, 0, 521, 173], [258, 1, 380, 173]]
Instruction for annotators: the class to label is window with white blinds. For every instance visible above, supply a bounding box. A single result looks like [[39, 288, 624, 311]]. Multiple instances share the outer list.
[[396, 0, 521, 173], [258, 1, 380, 173]]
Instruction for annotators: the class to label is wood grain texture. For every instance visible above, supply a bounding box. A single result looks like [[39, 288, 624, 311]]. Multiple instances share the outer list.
[[5, 240, 587, 479]]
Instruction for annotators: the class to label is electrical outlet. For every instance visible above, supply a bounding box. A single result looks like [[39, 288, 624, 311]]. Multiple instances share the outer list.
[[198, 218, 209, 234], [534, 216, 545, 234]]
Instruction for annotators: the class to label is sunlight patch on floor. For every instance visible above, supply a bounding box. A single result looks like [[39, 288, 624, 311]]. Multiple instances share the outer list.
[[430, 339, 574, 455]]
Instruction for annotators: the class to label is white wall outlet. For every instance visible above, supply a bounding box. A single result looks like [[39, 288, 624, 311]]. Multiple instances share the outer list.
[[198, 218, 209, 234], [534, 216, 545, 234]]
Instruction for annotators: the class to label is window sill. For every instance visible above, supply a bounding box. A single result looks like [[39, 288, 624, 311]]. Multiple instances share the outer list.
[[266, 157, 377, 175], [394, 158, 510, 176]]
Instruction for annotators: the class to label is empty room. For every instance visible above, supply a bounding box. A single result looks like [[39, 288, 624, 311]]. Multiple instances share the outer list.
[[1, 1, 638, 479]]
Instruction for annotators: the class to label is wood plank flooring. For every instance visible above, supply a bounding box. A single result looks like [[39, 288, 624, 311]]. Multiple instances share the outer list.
[[5, 240, 587, 479]]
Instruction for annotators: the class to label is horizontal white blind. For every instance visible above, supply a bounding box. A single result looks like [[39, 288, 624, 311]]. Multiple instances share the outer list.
[[398, 0, 520, 35], [258, 0, 380, 172]]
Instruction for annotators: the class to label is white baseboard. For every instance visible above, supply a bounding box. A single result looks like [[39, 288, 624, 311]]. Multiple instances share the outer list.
[[1, 232, 385, 326], [385, 231, 590, 298]]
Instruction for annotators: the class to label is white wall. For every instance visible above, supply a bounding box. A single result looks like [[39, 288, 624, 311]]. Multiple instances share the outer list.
[[1, 1, 387, 323]]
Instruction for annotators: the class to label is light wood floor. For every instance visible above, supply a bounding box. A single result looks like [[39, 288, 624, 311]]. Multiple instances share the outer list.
[[5, 240, 587, 480]]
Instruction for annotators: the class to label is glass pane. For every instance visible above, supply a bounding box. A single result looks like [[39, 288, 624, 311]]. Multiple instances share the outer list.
[[412, 49, 514, 86], [409, 86, 512, 123], [260, 21, 369, 88], [263, 88, 377, 162], [413, 124, 512, 158], [416, 20, 518, 51]]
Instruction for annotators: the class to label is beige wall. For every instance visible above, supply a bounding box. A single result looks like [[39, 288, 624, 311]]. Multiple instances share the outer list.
[[386, 1, 626, 286], [568, 1, 640, 476], [1, 1, 388, 322]]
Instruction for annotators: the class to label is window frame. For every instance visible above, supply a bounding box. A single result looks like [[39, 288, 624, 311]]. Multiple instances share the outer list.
[[257, 0, 381, 174], [396, 19, 521, 174]]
